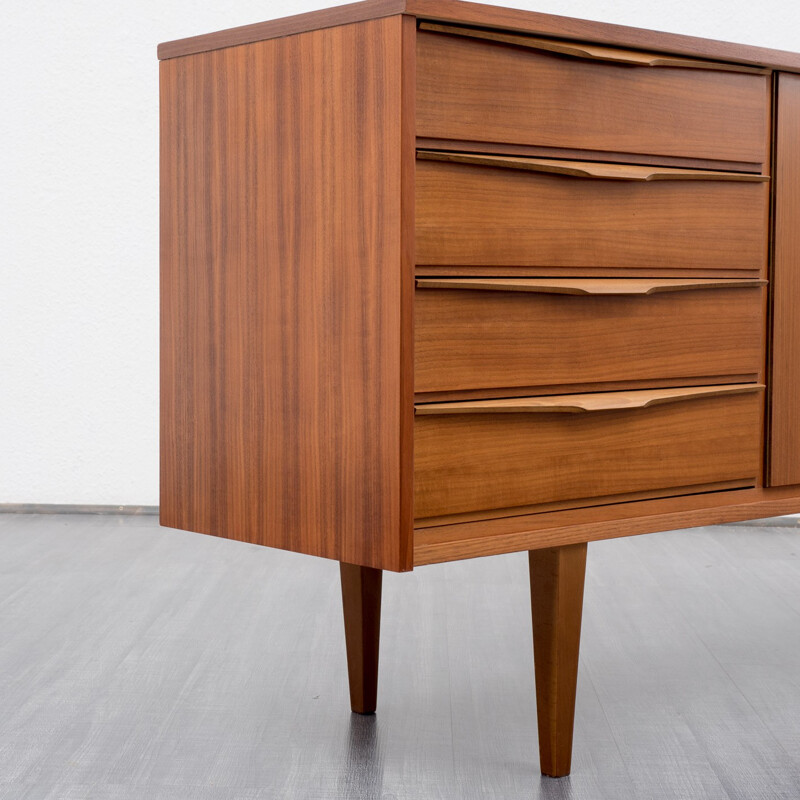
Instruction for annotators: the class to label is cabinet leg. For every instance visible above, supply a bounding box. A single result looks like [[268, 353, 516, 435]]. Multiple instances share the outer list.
[[340, 562, 382, 714], [529, 542, 588, 778]]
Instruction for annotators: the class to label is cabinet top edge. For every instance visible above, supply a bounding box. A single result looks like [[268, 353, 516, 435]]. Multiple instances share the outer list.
[[157, 0, 800, 72], [157, 0, 406, 60]]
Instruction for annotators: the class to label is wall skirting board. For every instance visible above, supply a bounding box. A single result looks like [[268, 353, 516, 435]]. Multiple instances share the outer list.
[[1, 506, 796, 525], [0, 504, 159, 515]]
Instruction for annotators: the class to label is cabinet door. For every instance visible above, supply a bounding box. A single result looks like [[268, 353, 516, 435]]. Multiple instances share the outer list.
[[769, 74, 800, 485]]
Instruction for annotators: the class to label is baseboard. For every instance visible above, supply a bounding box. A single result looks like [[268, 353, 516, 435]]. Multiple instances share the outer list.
[[727, 514, 800, 526], [0, 504, 794, 526], [0, 504, 159, 515]]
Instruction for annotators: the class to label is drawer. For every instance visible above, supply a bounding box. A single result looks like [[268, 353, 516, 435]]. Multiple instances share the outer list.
[[417, 24, 770, 168], [415, 278, 765, 394], [416, 153, 769, 272], [414, 385, 763, 520]]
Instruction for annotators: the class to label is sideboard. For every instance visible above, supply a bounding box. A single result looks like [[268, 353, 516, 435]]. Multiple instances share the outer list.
[[158, 0, 800, 776]]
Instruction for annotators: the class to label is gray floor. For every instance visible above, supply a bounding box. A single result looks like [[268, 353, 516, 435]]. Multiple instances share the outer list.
[[1, 515, 800, 800]]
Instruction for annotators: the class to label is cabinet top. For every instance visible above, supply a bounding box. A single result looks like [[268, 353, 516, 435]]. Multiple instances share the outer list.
[[158, 0, 800, 71]]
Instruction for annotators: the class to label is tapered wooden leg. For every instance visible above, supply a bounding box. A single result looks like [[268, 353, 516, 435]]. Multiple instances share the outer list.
[[340, 562, 382, 714], [529, 542, 588, 778]]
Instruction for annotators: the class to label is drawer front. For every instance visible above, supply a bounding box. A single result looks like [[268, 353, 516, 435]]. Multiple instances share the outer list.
[[414, 280, 764, 394], [414, 387, 763, 519], [416, 157, 768, 271], [417, 27, 769, 167]]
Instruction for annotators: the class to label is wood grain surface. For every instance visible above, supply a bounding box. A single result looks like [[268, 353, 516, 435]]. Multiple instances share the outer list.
[[415, 385, 763, 415], [769, 74, 800, 486], [417, 151, 770, 181], [407, 0, 800, 73], [416, 159, 769, 271], [413, 482, 800, 565], [340, 562, 383, 714], [418, 22, 769, 73], [415, 265, 766, 279], [158, 0, 800, 75], [414, 285, 763, 394], [415, 377, 762, 405], [414, 391, 762, 519], [416, 138, 766, 174], [417, 29, 769, 165], [398, 15, 417, 570], [158, 0, 406, 59], [160, 18, 412, 571], [414, 480, 756, 529], [529, 543, 588, 777], [415, 277, 767, 294]]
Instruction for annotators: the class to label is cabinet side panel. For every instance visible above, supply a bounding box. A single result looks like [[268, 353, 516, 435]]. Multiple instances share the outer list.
[[769, 74, 800, 486], [160, 17, 407, 570]]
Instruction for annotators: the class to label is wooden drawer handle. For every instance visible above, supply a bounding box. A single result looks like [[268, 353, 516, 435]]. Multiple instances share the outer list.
[[414, 384, 764, 415], [419, 22, 768, 75], [417, 150, 770, 182], [415, 278, 767, 296]]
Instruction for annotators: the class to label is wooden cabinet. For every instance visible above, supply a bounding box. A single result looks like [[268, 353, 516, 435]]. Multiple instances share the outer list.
[[159, 0, 800, 779]]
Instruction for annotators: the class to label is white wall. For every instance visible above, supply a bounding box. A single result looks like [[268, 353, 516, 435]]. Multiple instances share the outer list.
[[1, 0, 798, 506]]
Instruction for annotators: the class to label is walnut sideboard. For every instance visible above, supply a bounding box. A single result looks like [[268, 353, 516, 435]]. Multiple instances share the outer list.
[[158, 0, 800, 777]]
